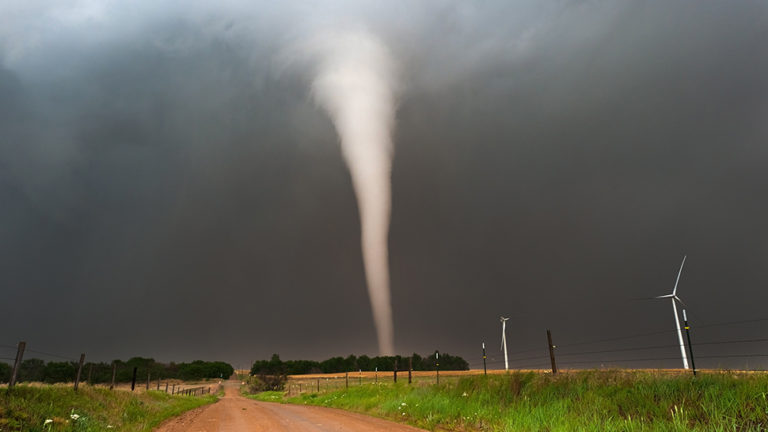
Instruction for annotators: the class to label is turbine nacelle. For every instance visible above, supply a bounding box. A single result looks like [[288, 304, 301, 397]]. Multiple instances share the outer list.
[[653, 293, 685, 306]]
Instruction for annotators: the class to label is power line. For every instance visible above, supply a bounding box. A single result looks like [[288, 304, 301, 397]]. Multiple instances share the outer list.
[[696, 317, 768, 330], [695, 337, 768, 347], [562, 353, 768, 365], [558, 343, 679, 358], [556, 328, 679, 349], [556, 337, 768, 359], [552, 316, 768, 351], [25, 348, 77, 361]]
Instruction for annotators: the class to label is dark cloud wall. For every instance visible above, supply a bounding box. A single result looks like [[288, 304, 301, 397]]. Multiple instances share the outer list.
[[1, 1, 767, 369]]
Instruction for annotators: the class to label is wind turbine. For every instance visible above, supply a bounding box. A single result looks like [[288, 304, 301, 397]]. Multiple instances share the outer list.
[[654, 256, 689, 369], [500, 316, 510, 371]]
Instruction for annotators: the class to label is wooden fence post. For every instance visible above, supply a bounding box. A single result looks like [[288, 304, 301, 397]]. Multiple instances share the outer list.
[[131, 367, 137, 391], [146, 371, 150, 390], [165, 382, 169, 392], [9, 341, 26, 389], [408, 357, 412, 385], [110, 362, 117, 390], [394, 359, 398, 383], [345, 372, 349, 389], [547, 329, 558, 374], [74, 353, 86, 391]]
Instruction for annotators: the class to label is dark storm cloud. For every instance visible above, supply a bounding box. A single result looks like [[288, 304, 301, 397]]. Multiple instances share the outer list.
[[1, 0, 767, 370]]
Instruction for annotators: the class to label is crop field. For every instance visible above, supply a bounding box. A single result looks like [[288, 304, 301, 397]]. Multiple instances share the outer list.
[[250, 369, 768, 431]]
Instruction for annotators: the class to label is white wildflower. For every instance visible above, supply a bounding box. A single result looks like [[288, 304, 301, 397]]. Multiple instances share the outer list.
[[462, 391, 468, 397], [44, 419, 53, 425], [70, 414, 80, 420], [401, 402, 407, 406]]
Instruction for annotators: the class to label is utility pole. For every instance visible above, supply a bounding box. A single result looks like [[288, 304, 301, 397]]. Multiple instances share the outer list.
[[9, 341, 25, 389], [683, 309, 697, 376], [482, 342, 487, 376], [74, 354, 86, 391], [547, 329, 558, 374]]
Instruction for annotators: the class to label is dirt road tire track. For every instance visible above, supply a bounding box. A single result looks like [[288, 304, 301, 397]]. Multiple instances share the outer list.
[[154, 380, 427, 432]]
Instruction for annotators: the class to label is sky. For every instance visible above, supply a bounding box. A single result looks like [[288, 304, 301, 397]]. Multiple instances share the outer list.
[[1, 0, 768, 371]]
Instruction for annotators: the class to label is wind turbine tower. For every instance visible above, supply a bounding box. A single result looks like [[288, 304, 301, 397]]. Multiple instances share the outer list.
[[654, 256, 689, 369], [500, 316, 510, 371]]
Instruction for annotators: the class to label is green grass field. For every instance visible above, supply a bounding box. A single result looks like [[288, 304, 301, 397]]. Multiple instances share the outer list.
[[0, 385, 216, 431], [250, 370, 768, 431]]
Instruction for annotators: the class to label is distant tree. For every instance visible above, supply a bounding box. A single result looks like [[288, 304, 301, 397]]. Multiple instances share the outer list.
[[251, 354, 287, 376], [320, 356, 346, 373], [248, 351, 470, 379], [344, 355, 358, 371], [250, 354, 286, 391], [177, 360, 233, 380], [43, 361, 76, 383], [0, 362, 11, 383], [422, 351, 468, 371], [357, 355, 372, 371], [19, 358, 45, 382], [79, 362, 112, 384], [411, 353, 424, 370], [283, 360, 321, 375]]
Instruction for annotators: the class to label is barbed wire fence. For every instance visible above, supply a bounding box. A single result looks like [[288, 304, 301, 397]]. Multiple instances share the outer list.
[[466, 316, 768, 372], [4, 316, 766, 397], [0, 342, 215, 396]]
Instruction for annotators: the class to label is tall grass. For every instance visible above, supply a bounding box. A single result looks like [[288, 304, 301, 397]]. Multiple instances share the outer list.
[[253, 370, 768, 431], [0, 385, 216, 431]]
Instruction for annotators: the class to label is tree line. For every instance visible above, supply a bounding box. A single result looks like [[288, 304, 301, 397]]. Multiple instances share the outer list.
[[0, 357, 234, 384], [251, 352, 469, 376]]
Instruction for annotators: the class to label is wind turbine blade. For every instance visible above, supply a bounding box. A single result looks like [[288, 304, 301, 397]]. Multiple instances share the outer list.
[[655, 294, 674, 299], [674, 295, 686, 307], [672, 255, 686, 295]]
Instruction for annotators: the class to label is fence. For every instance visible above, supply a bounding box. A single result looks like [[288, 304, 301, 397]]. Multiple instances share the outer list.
[[0, 341, 217, 397], [466, 316, 768, 373]]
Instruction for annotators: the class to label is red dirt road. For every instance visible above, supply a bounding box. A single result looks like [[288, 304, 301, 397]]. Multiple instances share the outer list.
[[154, 381, 427, 432]]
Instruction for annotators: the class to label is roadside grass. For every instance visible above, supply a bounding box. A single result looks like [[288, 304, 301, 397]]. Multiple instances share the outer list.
[[249, 370, 768, 431], [0, 385, 216, 431]]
